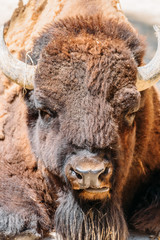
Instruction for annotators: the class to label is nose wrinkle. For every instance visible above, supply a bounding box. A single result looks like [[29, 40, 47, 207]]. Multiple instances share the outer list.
[[82, 173, 91, 188], [82, 171, 101, 188], [90, 172, 101, 188]]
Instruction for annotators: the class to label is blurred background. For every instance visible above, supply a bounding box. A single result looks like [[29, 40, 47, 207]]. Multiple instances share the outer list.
[[0, 0, 160, 26], [0, 0, 159, 63]]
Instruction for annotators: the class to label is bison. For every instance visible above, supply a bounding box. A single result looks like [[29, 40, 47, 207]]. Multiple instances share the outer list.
[[0, 0, 160, 239]]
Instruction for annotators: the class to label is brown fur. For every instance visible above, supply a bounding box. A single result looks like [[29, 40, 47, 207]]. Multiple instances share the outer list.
[[1, 1, 160, 240]]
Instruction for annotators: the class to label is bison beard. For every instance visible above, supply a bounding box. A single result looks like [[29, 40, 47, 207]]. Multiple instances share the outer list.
[[54, 192, 128, 240]]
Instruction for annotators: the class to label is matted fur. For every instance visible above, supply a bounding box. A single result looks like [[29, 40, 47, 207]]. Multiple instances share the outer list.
[[28, 15, 145, 66]]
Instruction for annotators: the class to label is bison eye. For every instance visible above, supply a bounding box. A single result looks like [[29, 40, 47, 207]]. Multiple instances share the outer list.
[[39, 109, 58, 121], [125, 112, 136, 126]]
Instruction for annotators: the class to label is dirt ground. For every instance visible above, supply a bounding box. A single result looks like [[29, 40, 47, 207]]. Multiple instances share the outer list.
[[0, 1, 160, 240]]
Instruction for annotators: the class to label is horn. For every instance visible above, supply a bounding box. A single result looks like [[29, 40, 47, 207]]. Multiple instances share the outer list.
[[136, 25, 160, 91], [0, 25, 35, 90]]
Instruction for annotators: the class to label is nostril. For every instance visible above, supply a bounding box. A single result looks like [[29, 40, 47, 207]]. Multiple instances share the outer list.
[[70, 168, 83, 180], [98, 167, 111, 180]]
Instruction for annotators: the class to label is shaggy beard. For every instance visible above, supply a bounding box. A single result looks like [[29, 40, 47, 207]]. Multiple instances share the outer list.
[[54, 192, 128, 240]]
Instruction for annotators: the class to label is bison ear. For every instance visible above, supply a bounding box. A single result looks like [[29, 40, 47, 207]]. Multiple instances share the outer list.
[[0, 25, 35, 90], [136, 25, 160, 91]]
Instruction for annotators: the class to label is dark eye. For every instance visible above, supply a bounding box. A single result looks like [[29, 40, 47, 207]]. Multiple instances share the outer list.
[[39, 109, 58, 121], [125, 112, 136, 126]]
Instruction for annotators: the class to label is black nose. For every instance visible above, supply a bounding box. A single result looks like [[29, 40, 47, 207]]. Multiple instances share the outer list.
[[66, 163, 112, 190]]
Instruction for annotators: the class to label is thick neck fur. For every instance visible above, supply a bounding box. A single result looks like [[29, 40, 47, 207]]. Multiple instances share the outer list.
[[122, 87, 160, 212]]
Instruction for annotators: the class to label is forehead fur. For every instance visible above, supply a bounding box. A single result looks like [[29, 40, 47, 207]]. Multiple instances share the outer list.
[[31, 15, 145, 66], [42, 15, 145, 64], [35, 16, 144, 100]]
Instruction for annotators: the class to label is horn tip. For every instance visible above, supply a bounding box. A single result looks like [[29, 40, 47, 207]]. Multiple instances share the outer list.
[[153, 25, 160, 37], [0, 25, 4, 35], [0, 25, 4, 31]]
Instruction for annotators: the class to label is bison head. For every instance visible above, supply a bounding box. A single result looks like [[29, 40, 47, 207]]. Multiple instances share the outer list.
[[22, 18, 145, 202], [1, 17, 160, 240]]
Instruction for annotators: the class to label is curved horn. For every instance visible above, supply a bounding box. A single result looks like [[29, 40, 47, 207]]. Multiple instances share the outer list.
[[136, 25, 160, 91], [0, 25, 35, 90]]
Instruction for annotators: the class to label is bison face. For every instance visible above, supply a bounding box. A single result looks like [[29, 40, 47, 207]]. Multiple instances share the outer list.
[[26, 32, 141, 204]]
